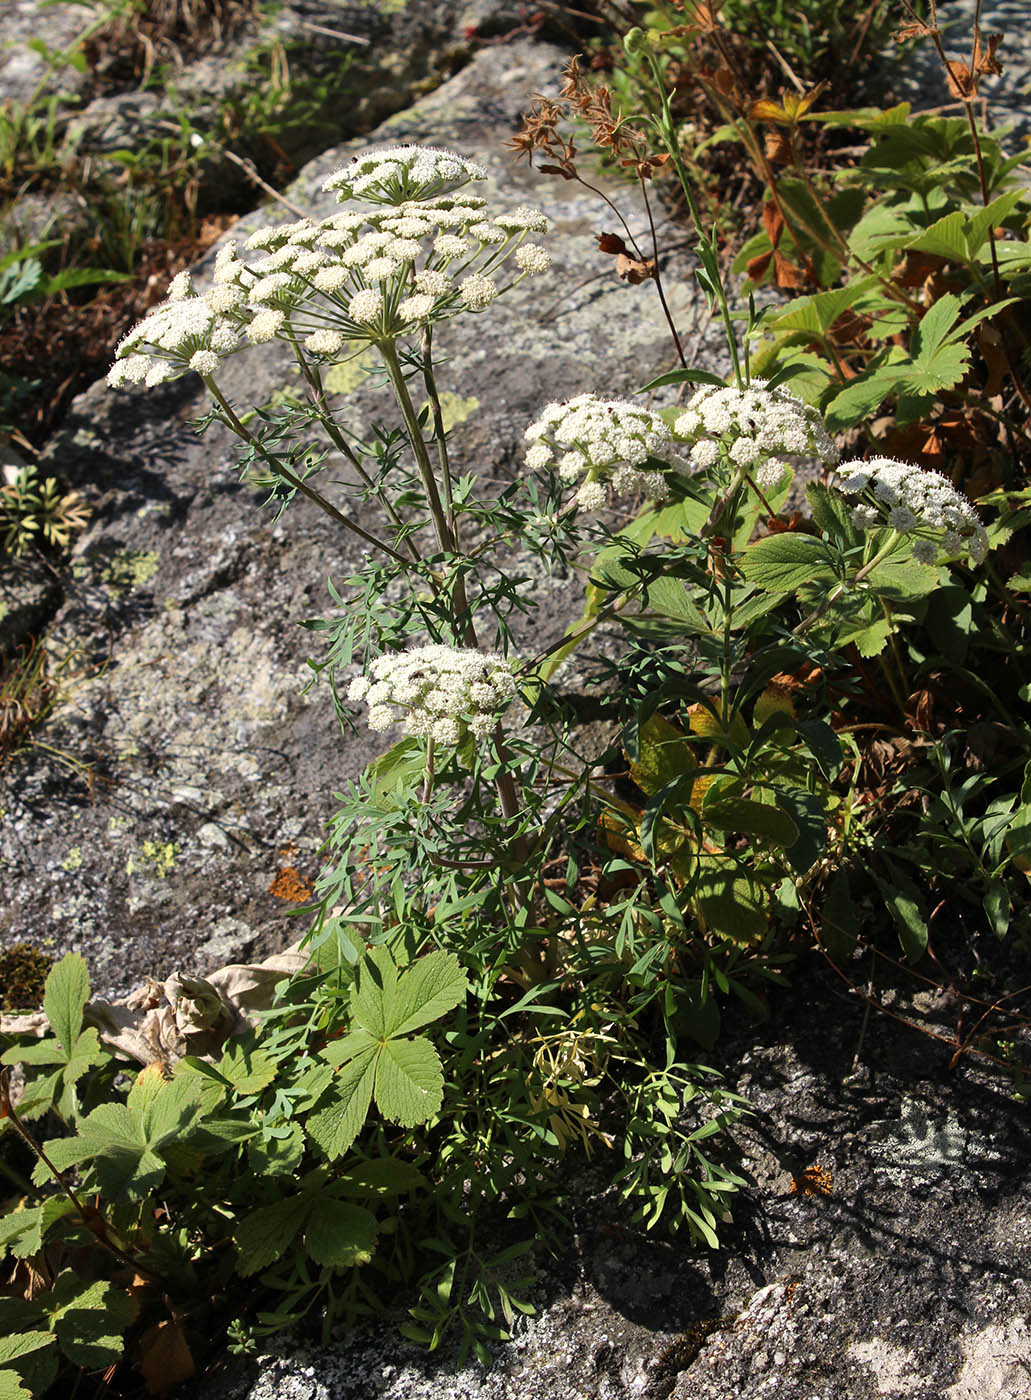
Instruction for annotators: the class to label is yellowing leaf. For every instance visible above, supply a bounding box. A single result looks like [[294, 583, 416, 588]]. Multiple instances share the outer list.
[[687, 702, 749, 748]]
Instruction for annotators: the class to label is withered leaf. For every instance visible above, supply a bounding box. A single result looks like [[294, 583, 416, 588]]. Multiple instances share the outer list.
[[140, 1321, 196, 1395], [538, 162, 576, 180], [596, 232, 630, 256], [616, 253, 656, 284]]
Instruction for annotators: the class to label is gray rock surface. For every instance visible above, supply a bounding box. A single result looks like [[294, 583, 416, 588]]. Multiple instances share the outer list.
[[191, 963, 1031, 1400]]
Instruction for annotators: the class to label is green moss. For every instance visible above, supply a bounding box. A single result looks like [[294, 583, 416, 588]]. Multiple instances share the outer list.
[[433, 392, 479, 433], [75, 548, 160, 594], [0, 943, 53, 1011], [127, 839, 178, 879], [324, 348, 377, 396]]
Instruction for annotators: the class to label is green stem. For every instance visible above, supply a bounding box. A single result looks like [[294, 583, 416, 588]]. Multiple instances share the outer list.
[[204, 376, 411, 567], [378, 337, 478, 647], [419, 324, 459, 539], [793, 531, 902, 636], [286, 334, 422, 563]]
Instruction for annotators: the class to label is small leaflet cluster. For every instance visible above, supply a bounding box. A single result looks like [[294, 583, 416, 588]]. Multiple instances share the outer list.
[[108, 144, 551, 389], [523, 393, 678, 511], [674, 379, 838, 488], [835, 456, 988, 565], [348, 644, 518, 744]]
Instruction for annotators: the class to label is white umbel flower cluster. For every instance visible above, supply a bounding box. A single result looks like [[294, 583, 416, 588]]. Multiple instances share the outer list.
[[834, 458, 989, 566], [674, 379, 837, 488], [321, 145, 488, 204], [108, 148, 552, 389], [524, 394, 676, 511], [348, 645, 518, 744], [107, 269, 242, 388]]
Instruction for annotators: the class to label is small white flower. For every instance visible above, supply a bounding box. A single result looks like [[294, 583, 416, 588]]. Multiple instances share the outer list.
[[189, 349, 220, 376], [525, 393, 675, 502], [514, 242, 552, 274], [835, 457, 988, 567], [167, 271, 192, 301], [470, 221, 507, 245], [348, 645, 518, 747], [248, 308, 285, 342], [459, 274, 498, 310], [434, 234, 469, 260], [347, 289, 384, 325], [363, 255, 401, 281], [313, 265, 351, 293], [321, 144, 487, 205], [305, 329, 346, 355], [414, 268, 451, 295], [398, 294, 436, 323], [576, 480, 607, 511]]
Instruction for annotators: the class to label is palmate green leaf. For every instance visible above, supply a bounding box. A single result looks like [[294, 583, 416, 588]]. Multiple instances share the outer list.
[[33, 1075, 205, 1198], [234, 1192, 311, 1277], [0, 1371, 33, 1400], [337, 1158, 426, 1197], [905, 210, 969, 263], [216, 1041, 278, 1095], [304, 1199, 378, 1269], [3, 1197, 79, 1262], [755, 275, 881, 337], [43, 1274, 138, 1370], [629, 713, 696, 797], [0, 1332, 55, 1385], [42, 953, 89, 1059], [374, 1037, 444, 1126], [309, 949, 466, 1158], [738, 533, 838, 594], [386, 950, 467, 1038], [305, 1050, 376, 1161]]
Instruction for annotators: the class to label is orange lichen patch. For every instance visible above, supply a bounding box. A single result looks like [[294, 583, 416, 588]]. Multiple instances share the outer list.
[[790, 1164, 833, 1196], [268, 866, 311, 902]]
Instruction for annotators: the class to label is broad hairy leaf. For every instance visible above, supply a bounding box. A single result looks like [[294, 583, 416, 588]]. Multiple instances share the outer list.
[[304, 1198, 378, 1268], [307, 949, 467, 1159], [693, 860, 768, 944], [373, 1038, 443, 1126], [234, 1192, 311, 1276], [738, 533, 838, 593], [42, 1274, 138, 1370], [700, 796, 798, 848], [43, 953, 89, 1059]]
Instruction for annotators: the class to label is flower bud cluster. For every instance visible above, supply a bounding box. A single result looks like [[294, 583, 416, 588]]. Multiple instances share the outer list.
[[674, 379, 837, 488], [108, 145, 551, 390], [348, 644, 518, 744], [834, 458, 988, 566], [321, 145, 488, 204], [107, 269, 243, 388], [523, 394, 677, 511]]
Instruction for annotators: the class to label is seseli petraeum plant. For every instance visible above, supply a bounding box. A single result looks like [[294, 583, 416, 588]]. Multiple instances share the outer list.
[[2, 124, 1014, 1393]]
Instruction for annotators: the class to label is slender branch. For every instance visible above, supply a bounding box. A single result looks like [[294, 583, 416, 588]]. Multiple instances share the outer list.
[[0, 1068, 162, 1283], [204, 376, 412, 567], [639, 173, 688, 368]]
